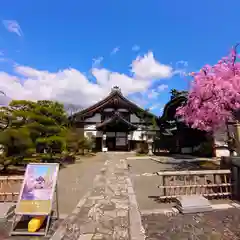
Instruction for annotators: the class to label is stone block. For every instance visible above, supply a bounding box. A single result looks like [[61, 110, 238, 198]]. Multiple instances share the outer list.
[[78, 234, 94, 240], [0, 203, 15, 221], [175, 195, 213, 214], [92, 233, 104, 240]]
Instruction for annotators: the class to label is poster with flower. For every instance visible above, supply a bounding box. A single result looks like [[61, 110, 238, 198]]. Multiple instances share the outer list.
[[15, 163, 59, 215]]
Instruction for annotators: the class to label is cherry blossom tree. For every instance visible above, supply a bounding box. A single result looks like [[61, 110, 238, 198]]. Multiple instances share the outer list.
[[176, 44, 240, 133]]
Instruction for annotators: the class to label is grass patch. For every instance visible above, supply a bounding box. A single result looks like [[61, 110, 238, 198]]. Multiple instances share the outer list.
[[136, 153, 148, 156], [196, 160, 219, 170]]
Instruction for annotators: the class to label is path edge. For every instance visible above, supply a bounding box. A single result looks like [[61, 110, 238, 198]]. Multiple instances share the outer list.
[[125, 159, 146, 240], [50, 175, 101, 240]]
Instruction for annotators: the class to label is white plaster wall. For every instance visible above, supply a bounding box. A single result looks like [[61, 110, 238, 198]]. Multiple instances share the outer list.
[[131, 127, 146, 140], [104, 108, 114, 112], [116, 132, 127, 137], [213, 127, 229, 157], [130, 114, 140, 123], [130, 125, 159, 141], [117, 108, 128, 112], [215, 149, 230, 157], [106, 132, 115, 137], [84, 124, 102, 138], [213, 127, 239, 157], [213, 127, 228, 147], [84, 124, 96, 131], [215, 148, 237, 157], [84, 113, 101, 122], [84, 130, 103, 138]]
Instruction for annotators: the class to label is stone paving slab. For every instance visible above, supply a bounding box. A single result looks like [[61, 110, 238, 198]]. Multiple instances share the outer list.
[[50, 154, 144, 240], [142, 208, 240, 239]]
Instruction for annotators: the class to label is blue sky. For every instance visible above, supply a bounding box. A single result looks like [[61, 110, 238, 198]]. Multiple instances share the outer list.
[[0, 0, 240, 116]]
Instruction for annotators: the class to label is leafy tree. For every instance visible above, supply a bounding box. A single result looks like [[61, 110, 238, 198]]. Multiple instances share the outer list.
[[0, 91, 10, 131], [176, 44, 240, 132], [170, 89, 188, 100], [137, 109, 158, 154], [0, 100, 68, 159], [65, 128, 80, 153], [0, 128, 33, 157]]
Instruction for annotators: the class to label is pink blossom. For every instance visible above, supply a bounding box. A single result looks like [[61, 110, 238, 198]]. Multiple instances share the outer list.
[[176, 44, 240, 132]]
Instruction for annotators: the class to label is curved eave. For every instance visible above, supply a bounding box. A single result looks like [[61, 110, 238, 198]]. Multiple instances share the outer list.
[[96, 114, 138, 131], [72, 91, 158, 120]]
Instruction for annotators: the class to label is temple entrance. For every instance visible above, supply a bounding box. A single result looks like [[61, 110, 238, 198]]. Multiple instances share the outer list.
[[95, 112, 138, 152], [106, 137, 116, 151], [106, 132, 128, 151]]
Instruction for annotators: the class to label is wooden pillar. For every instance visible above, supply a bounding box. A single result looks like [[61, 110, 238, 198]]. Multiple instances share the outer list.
[[102, 132, 107, 152], [234, 123, 240, 156]]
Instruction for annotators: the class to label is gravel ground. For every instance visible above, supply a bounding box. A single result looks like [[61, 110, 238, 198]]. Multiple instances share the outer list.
[[142, 208, 240, 240], [128, 157, 231, 211]]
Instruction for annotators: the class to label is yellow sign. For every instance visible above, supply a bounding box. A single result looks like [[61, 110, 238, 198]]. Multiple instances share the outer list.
[[16, 163, 59, 215]]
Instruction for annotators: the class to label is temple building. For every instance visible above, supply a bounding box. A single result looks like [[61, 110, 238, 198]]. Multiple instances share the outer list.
[[71, 86, 159, 152], [158, 89, 238, 157]]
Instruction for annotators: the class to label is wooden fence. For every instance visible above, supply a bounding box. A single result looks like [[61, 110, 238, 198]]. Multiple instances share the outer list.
[[0, 176, 24, 202], [156, 169, 232, 200]]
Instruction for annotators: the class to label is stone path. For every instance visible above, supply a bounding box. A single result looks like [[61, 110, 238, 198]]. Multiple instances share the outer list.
[[51, 154, 145, 240]]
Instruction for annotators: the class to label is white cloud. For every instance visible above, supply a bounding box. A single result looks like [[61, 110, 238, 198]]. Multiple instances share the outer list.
[[2, 20, 23, 37], [131, 52, 173, 80], [147, 89, 159, 99], [174, 60, 189, 77], [110, 47, 120, 55], [0, 51, 183, 110], [159, 107, 164, 114], [132, 45, 140, 52], [92, 68, 149, 95], [146, 85, 168, 99], [92, 57, 103, 68], [157, 84, 168, 91], [149, 104, 161, 111], [129, 95, 148, 108], [0, 65, 149, 108]]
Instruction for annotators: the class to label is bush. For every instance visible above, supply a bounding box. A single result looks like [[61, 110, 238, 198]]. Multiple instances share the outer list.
[[136, 142, 149, 154], [61, 152, 76, 164], [40, 153, 61, 163], [193, 141, 213, 157]]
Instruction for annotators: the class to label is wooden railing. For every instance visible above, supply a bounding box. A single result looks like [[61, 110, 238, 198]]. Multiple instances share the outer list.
[[156, 170, 232, 200], [0, 176, 24, 202]]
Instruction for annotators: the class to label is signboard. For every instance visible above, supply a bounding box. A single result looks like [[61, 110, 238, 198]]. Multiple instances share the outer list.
[[15, 163, 59, 215]]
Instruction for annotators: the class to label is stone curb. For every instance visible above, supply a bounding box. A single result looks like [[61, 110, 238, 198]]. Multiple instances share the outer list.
[[126, 156, 151, 160], [140, 203, 240, 217], [127, 178, 146, 240], [124, 157, 146, 240], [150, 157, 220, 165]]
